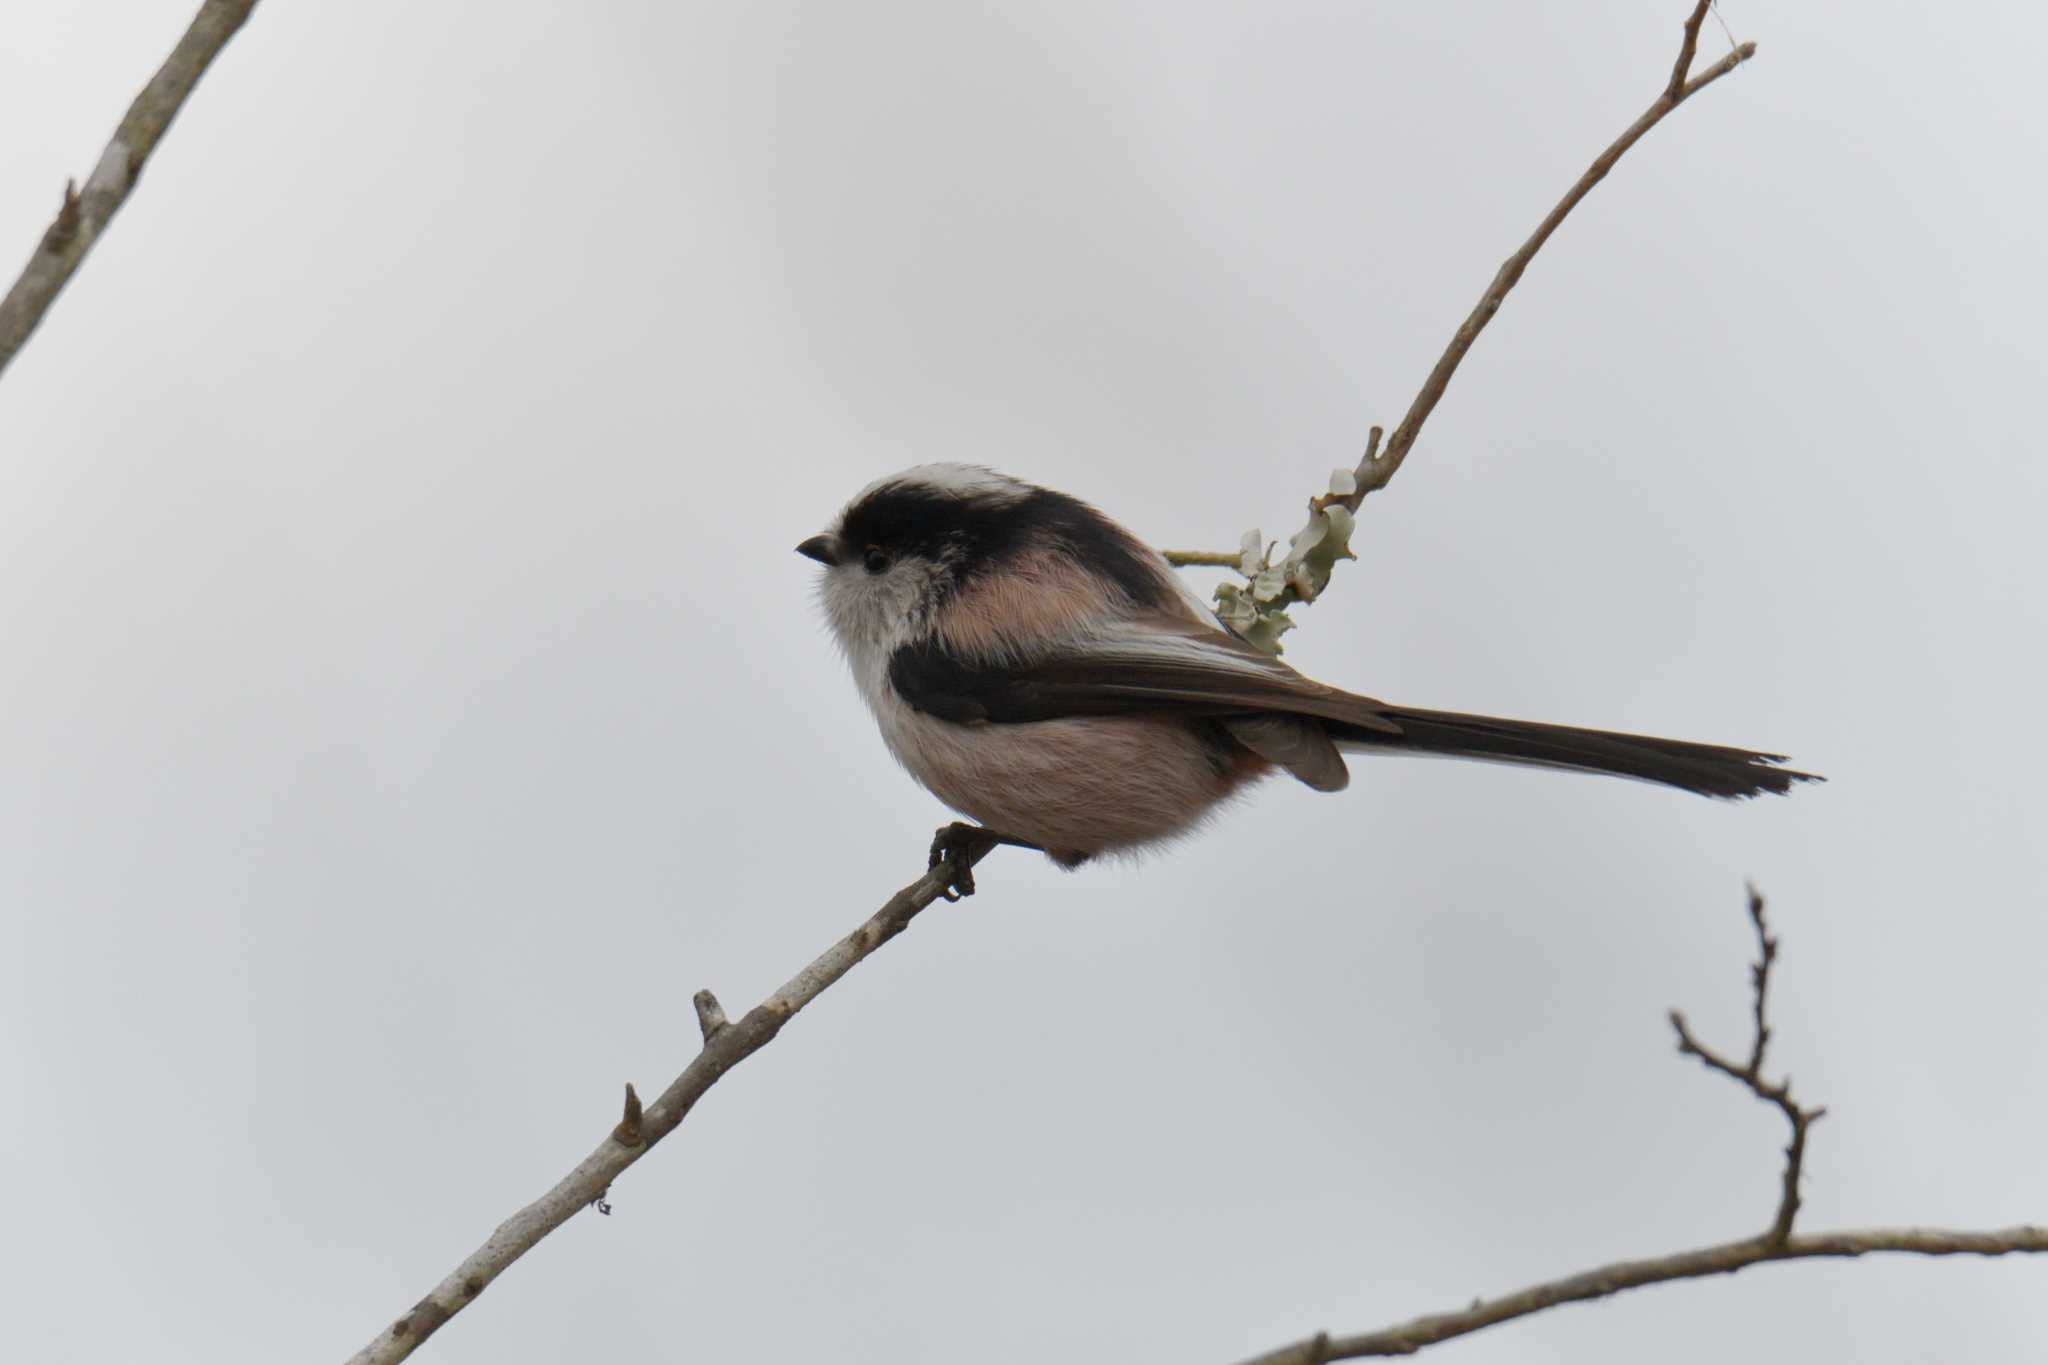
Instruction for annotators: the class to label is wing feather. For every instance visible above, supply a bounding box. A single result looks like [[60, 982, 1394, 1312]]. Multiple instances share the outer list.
[[888, 617, 1402, 735]]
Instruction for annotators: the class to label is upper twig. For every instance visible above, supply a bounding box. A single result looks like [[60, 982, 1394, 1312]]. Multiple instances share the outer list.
[[1668, 0, 1718, 102], [1166, 5, 1759, 652], [1357, 10, 1753, 505]]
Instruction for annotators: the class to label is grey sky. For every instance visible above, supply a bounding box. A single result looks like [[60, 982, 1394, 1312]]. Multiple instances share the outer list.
[[3, 3, 2043, 1362]]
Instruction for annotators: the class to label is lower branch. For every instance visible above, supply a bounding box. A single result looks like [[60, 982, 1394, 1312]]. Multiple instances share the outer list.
[[342, 840, 993, 1365], [1236, 1226, 2048, 1365], [1237, 884, 2046, 1363]]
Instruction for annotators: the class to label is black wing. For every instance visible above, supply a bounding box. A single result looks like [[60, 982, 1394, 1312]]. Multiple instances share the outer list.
[[887, 621, 1402, 734], [887, 620, 1818, 800]]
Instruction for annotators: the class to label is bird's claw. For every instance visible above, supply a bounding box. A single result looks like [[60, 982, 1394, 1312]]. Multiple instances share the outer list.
[[929, 822, 997, 899]]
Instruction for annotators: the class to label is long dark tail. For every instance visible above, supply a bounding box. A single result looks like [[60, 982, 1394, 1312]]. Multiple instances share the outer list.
[[1332, 706, 1820, 799]]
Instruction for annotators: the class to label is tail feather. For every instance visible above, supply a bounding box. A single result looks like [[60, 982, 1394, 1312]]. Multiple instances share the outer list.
[[1332, 706, 1819, 800]]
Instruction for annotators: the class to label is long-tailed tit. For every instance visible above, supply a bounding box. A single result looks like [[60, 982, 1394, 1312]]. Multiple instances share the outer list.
[[799, 464, 1814, 887]]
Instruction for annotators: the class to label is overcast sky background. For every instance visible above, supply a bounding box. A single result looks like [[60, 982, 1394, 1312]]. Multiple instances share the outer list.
[[3, 3, 2044, 1362]]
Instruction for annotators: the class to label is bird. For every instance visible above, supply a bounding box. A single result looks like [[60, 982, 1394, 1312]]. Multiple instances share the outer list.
[[798, 463, 1815, 892]]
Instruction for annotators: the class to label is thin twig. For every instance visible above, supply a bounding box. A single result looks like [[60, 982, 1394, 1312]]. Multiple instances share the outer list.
[[0, 0, 260, 380], [343, 842, 994, 1365], [610, 1084, 644, 1149], [1351, 20, 1755, 503], [692, 989, 730, 1044], [1743, 882, 1775, 1074], [1161, 550, 1245, 568], [1667, 0, 1717, 102], [1234, 1226, 2048, 1365], [1669, 886, 1826, 1245], [1172, 6, 1756, 640]]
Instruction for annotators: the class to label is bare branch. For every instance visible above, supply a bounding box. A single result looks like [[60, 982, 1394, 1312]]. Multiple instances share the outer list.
[[1183, 6, 1757, 651], [1235, 1227, 2048, 1365], [0, 0, 261, 380], [1667, 0, 1717, 103], [1237, 884, 2044, 1364], [1354, 31, 1756, 503], [1669, 885, 1827, 1244], [343, 841, 994, 1365]]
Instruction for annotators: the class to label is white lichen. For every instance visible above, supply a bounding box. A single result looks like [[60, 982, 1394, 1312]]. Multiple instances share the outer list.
[[84, 138, 132, 202], [1210, 468, 1360, 655]]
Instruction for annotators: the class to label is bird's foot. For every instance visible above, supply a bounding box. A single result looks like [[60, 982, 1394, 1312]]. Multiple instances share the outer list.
[[927, 822, 1040, 900]]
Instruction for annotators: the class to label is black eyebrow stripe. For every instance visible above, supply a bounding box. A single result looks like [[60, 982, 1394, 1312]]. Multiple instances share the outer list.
[[841, 483, 1176, 610]]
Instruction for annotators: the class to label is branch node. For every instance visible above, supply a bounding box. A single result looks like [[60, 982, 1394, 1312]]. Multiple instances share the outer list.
[[694, 989, 730, 1044], [611, 1082, 645, 1148], [1665, 0, 1715, 101], [43, 181, 82, 253]]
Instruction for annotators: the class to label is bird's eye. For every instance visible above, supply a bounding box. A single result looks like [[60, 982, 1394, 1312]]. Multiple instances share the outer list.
[[862, 547, 890, 575]]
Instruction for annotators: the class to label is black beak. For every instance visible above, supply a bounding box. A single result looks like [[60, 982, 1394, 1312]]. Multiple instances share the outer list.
[[795, 534, 841, 566]]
